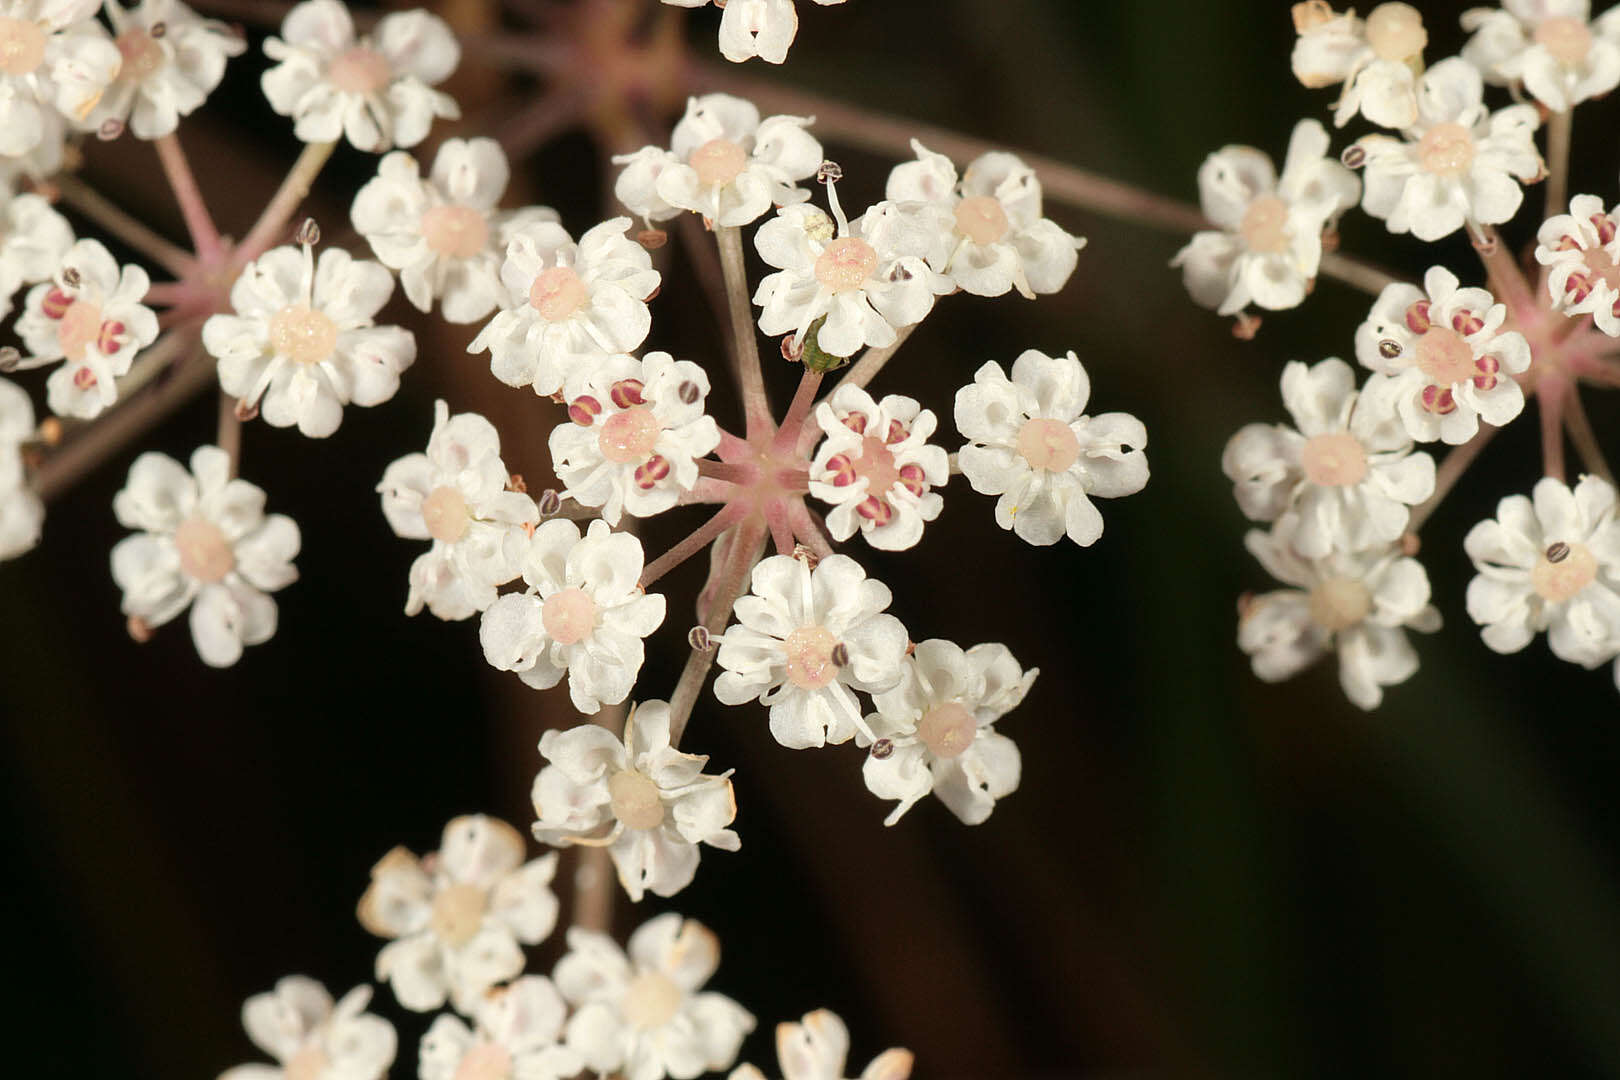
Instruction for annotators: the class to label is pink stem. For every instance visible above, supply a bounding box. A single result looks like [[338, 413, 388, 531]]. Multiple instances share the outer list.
[[1472, 224, 1534, 314], [787, 499, 834, 560], [640, 504, 744, 588], [154, 134, 224, 265], [1408, 424, 1499, 533], [217, 390, 241, 478], [772, 368, 823, 454], [764, 499, 795, 554], [667, 520, 768, 747], [1540, 375, 1569, 481], [235, 140, 337, 267], [714, 225, 772, 438], [1564, 387, 1613, 484], [695, 459, 754, 484]]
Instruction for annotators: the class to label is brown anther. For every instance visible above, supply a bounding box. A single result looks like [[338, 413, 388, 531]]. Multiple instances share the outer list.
[[1378, 339, 1403, 359], [149, 20, 166, 37], [780, 335, 804, 362], [871, 738, 894, 760], [678, 380, 700, 404], [791, 543, 819, 568], [127, 615, 153, 643], [97, 118, 124, 141], [537, 489, 562, 517], [506, 473, 527, 494], [61, 266, 81, 288], [829, 642, 850, 667], [1340, 144, 1367, 169], [636, 229, 667, 250], [234, 398, 259, 422], [687, 625, 712, 651], [37, 417, 62, 446], [1400, 532, 1421, 557], [816, 160, 843, 184], [296, 217, 321, 246], [1547, 541, 1571, 563]]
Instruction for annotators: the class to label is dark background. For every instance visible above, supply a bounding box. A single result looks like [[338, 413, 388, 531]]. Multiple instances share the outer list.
[[4, 0, 1620, 1076]]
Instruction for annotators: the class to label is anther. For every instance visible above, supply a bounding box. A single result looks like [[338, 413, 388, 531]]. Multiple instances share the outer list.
[[1378, 339, 1402, 359], [816, 160, 843, 184], [791, 543, 819, 568], [780, 335, 804, 362], [1547, 541, 1571, 563], [1340, 144, 1367, 169], [149, 20, 166, 37], [537, 489, 562, 517], [687, 625, 712, 651], [678, 380, 700, 404], [296, 217, 321, 246], [829, 642, 850, 667], [97, 118, 124, 141], [61, 266, 81, 287], [234, 397, 259, 422], [871, 738, 894, 760], [507, 473, 527, 493]]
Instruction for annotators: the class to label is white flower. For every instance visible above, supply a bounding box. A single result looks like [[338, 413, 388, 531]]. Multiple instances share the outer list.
[[862, 639, 1034, 827], [1354, 57, 1542, 242], [0, 103, 66, 187], [532, 701, 739, 901], [1290, 1, 1427, 128], [203, 243, 415, 438], [261, 0, 459, 151], [1534, 193, 1620, 334], [0, 0, 120, 157], [1462, 0, 1620, 112], [885, 140, 1085, 299], [358, 815, 559, 1014], [377, 399, 538, 620], [729, 1009, 913, 1080], [418, 976, 584, 1080], [110, 446, 300, 667], [1240, 521, 1440, 710], [469, 217, 660, 398], [713, 553, 908, 749], [954, 348, 1148, 547], [556, 913, 754, 1080], [0, 377, 43, 560], [664, 0, 847, 65], [1353, 265, 1531, 444], [1172, 119, 1360, 316], [807, 385, 948, 551], [615, 93, 822, 228], [13, 238, 157, 419], [1464, 475, 1620, 667], [351, 137, 559, 323], [551, 351, 719, 526], [1223, 357, 1436, 557], [479, 518, 666, 715], [218, 977, 395, 1080], [85, 0, 244, 140], [0, 180, 71, 321]]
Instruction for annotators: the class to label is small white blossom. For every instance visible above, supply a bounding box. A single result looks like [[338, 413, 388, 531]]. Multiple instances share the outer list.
[[377, 399, 538, 620], [418, 976, 583, 1080], [111, 446, 300, 668], [955, 348, 1148, 547], [1223, 358, 1435, 557], [86, 0, 245, 140], [863, 639, 1035, 827], [13, 238, 157, 419], [0, 104, 66, 187], [358, 815, 559, 1015], [1462, 0, 1620, 113], [663, 0, 847, 65], [479, 518, 666, 715], [203, 243, 415, 438], [729, 1009, 913, 1080], [1354, 57, 1542, 242], [219, 977, 396, 1080], [0, 179, 71, 321], [1534, 192, 1620, 334], [1240, 520, 1440, 710], [0, 0, 120, 157], [714, 553, 908, 749], [1353, 265, 1531, 444], [532, 701, 738, 901], [1464, 475, 1620, 667], [1172, 119, 1360, 316], [261, 0, 459, 151], [808, 385, 948, 551], [469, 217, 660, 398], [556, 913, 754, 1080], [1290, 1, 1427, 128], [0, 377, 44, 560]]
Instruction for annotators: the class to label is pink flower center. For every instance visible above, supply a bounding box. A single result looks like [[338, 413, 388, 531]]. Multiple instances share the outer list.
[[421, 485, 471, 544], [917, 702, 977, 759], [1418, 123, 1475, 178], [689, 137, 749, 186], [1535, 15, 1592, 66], [1300, 432, 1368, 487], [541, 587, 597, 645], [1364, 2, 1427, 61], [175, 516, 234, 584], [285, 1045, 331, 1080], [622, 971, 682, 1030], [268, 304, 338, 366], [598, 405, 662, 464], [849, 434, 901, 493], [57, 299, 105, 362], [529, 266, 588, 321], [1414, 326, 1476, 386], [954, 195, 1010, 245], [1307, 576, 1371, 632], [0, 17, 47, 77], [1016, 417, 1081, 472], [608, 770, 665, 830], [1530, 541, 1597, 604], [115, 28, 165, 81], [421, 204, 489, 258], [453, 1043, 514, 1080], [429, 882, 486, 947], [783, 624, 840, 690], [814, 237, 878, 293], [1239, 195, 1291, 255], [327, 46, 392, 93]]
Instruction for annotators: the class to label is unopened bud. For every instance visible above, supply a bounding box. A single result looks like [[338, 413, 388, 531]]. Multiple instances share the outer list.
[[537, 489, 562, 517], [296, 217, 321, 246], [688, 625, 712, 651], [636, 229, 667, 250], [816, 159, 843, 184]]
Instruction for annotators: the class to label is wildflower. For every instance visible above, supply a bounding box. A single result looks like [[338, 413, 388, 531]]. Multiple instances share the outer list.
[[807, 385, 948, 551], [0, 377, 43, 560], [0, 0, 120, 156], [729, 1009, 913, 1080], [1290, 1, 1427, 128], [1462, 0, 1620, 112], [218, 977, 395, 1080], [418, 976, 583, 1080], [0, 179, 72, 321], [1534, 192, 1620, 335], [664, 0, 848, 65], [85, 0, 245, 140]]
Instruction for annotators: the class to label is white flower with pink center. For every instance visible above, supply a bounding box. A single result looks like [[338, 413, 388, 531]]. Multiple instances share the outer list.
[[0, 180, 71, 321], [479, 518, 666, 715], [418, 976, 583, 1080], [84, 0, 244, 140], [862, 639, 1035, 827], [550, 351, 721, 526], [1462, 0, 1620, 113], [1534, 193, 1620, 335], [1353, 265, 1531, 444], [885, 140, 1085, 299], [1464, 475, 1620, 668], [729, 1009, 914, 1080], [261, 0, 459, 151], [954, 348, 1148, 548], [219, 977, 396, 1080], [808, 385, 948, 552], [1172, 118, 1360, 317], [0, 377, 44, 560], [358, 815, 560, 1014], [1223, 357, 1436, 557], [377, 399, 538, 621], [713, 553, 908, 750], [1353, 57, 1542, 242], [556, 914, 754, 1080], [0, 0, 120, 157], [663, 0, 847, 65], [1240, 520, 1441, 710], [532, 701, 739, 901], [13, 238, 157, 419], [203, 243, 415, 438], [0, 103, 65, 188], [110, 446, 300, 668], [469, 217, 661, 398], [352, 138, 559, 324], [1290, 1, 1427, 128]]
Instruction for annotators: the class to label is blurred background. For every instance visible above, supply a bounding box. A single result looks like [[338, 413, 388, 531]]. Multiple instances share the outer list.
[[4, 0, 1620, 1076]]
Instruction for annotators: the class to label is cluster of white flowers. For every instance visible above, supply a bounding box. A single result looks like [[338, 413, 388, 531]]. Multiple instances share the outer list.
[[662, 0, 849, 65], [0, 378, 44, 559]]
